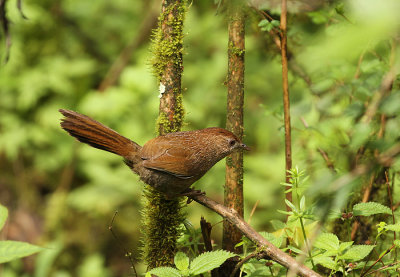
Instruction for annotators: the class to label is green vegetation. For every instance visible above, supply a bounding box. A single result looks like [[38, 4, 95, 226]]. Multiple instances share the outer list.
[[0, 0, 399, 276]]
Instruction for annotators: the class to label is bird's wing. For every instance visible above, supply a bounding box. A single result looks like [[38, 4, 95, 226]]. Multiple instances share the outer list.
[[140, 137, 197, 179]]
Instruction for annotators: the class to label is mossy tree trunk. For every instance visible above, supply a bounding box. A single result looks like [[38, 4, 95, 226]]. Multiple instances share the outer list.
[[223, 0, 245, 256], [143, 0, 187, 269]]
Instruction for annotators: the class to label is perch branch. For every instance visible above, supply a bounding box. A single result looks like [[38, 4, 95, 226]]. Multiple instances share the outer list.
[[189, 194, 322, 277]]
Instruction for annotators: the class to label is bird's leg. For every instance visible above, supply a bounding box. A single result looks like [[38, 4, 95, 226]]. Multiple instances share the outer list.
[[179, 188, 205, 204]]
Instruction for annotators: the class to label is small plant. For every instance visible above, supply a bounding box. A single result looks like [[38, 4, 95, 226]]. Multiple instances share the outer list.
[[0, 203, 43, 263], [313, 232, 375, 275], [228, 168, 400, 276], [145, 250, 235, 277]]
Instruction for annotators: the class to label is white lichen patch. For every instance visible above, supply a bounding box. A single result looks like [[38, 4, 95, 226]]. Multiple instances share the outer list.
[[158, 82, 166, 98]]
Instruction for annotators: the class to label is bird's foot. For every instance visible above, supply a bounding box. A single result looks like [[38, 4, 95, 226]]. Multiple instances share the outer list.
[[179, 188, 205, 204]]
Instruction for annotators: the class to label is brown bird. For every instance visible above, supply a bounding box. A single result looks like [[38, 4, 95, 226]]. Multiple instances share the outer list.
[[59, 109, 249, 198]]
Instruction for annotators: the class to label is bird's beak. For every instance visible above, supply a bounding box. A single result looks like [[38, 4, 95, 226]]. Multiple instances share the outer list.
[[241, 143, 251, 151]]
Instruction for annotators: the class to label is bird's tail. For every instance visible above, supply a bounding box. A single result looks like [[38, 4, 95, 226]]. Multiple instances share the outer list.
[[59, 109, 141, 158]]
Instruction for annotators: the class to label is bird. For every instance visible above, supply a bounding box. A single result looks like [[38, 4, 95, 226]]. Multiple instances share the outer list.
[[59, 109, 249, 198]]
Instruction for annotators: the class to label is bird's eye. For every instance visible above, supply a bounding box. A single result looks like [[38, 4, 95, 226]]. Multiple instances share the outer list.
[[229, 139, 236, 147]]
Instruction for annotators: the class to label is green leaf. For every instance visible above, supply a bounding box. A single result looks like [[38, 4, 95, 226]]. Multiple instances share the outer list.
[[147, 267, 181, 277], [314, 255, 338, 270], [284, 199, 297, 211], [174, 251, 189, 271], [260, 232, 283, 248], [270, 220, 286, 231], [385, 224, 400, 232], [300, 196, 306, 210], [394, 240, 400, 248], [353, 202, 392, 216], [314, 233, 339, 251], [258, 19, 269, 28], [338, 241, 354, 253], [189, 250, 235, 275], [0, 204, 8, 231], [0, 241, 43, 263], [287, 245, 303, 254], [339, 245, 375, 261], [271, 20, 280, 27]]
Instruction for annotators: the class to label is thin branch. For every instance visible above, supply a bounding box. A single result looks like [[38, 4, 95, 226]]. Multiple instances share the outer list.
[[361, 244, 395, 276], [363, 260, 400, 276], [385, 171, 396, 244], [189, 194, 322, 277], [229, 252, 269, 277], [361, 68, 396, 124], [247, 200, 259, 225], [280, 0, 293, 211], [108, 211, 138, 277]]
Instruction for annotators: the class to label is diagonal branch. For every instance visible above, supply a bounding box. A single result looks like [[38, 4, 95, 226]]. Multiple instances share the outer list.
[[189, 194, 322, 277]]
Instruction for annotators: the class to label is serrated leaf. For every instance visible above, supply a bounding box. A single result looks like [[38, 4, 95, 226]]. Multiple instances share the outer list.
[[339, 245, 375, 261], [147, 266, 181, 277], [259, 232, 283, 248], [0, 241, 43, 263], [270, 219, 286, 230], [385, 224, 400, 232], [0, 204, 8, 231], [353, 202, 392, 216], [338, 241, 354, 253], [314, 233, 339, 251], [189, 250, 235, 275], [314, 255, 338, 270], [174, 251, 189, 271]]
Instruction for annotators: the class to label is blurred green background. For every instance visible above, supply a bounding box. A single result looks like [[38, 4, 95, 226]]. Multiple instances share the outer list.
[[0, 0, 399, 276]]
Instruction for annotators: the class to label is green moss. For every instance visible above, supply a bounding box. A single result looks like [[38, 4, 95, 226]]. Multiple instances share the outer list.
[[150, 1, 187, 82], [143, 0, 188, 270], [156, 92, 185, 135], [229, 41, 245, 57], [226, 156, 234, 167], [142, 186, 186, 268], [172, 92, 185, 130]]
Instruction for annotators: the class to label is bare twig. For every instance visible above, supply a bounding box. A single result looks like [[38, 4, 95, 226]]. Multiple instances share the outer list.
[[248, 200, 260, 225], [280, 0, 293, 212], [108, 211, 138, 277], [229, 252, 269, 277], [361, 68, 396, 124], [361, 244, 395, 276], [363, 260, 400, 276], [200, 217, 213, 252]]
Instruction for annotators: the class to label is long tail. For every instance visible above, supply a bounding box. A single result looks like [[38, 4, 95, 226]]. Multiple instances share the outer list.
[[59, 109, 141, 158]]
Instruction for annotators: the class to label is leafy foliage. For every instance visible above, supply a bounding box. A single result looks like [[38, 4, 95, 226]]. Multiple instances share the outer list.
[[0, 204, 43, 264], [146, 250, 235, 277], [353, 202, 392, 216], [0, 0, 399, 276]]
